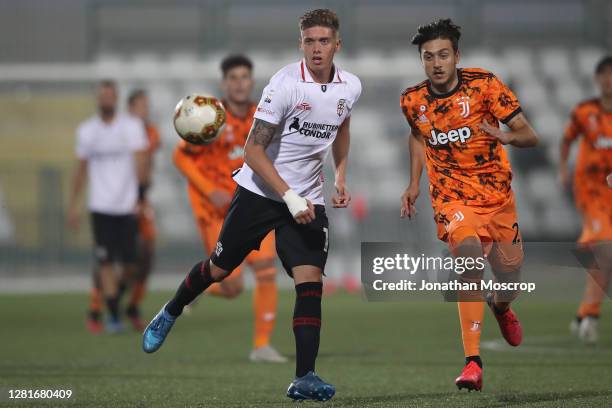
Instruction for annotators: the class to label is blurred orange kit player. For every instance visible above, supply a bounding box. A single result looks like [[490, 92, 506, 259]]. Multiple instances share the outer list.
[[128, 89, 161, 329], [400, 19, 538, 391], [173, 55, 286, 362], [561, 55, 612, 342]]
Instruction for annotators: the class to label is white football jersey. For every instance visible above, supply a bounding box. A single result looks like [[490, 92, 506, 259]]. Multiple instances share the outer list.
[[233, 59, 362, 205], [76, 113, 148, 215]]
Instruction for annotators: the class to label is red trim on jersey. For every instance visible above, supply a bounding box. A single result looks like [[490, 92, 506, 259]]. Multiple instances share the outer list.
[[300, 61, 306, 81]]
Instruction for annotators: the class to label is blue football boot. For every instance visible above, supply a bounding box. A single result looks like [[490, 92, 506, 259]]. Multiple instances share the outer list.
[[286, 371, 335, 401], [142, 303, 176, 353]]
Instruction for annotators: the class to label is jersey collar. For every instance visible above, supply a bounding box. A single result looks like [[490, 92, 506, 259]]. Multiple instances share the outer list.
[[427, 69, 463, 99], [300, 59, 343, 84], [220, 99, 256, 121]]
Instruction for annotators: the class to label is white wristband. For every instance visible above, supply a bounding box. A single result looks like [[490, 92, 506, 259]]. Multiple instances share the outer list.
[[282, 189, 308, 217]]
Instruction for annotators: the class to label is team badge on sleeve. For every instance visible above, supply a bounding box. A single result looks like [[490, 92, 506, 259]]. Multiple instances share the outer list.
[[337, 99, 346, 117]]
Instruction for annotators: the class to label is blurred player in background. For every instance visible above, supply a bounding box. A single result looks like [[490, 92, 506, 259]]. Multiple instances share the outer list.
[[125, 89, 160, 331], [143, 9, 361, 401], [561, 56, 612, 344], [400, 19, 538, 391], [173, 55, 286, 363], [68, 80, 149, 334], [83, 89, 160, 333]]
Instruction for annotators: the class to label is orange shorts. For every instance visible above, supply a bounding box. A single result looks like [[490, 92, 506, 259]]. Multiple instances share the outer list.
[[576, 187, 612, 244], [435, 193, 523, 272], [578, 207, 612, 244], [196, 216, 276, 277], [139, 204, 156, 241]]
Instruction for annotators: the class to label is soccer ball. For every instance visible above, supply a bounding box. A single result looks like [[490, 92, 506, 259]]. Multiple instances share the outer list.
[[173, 94, 226, 145]]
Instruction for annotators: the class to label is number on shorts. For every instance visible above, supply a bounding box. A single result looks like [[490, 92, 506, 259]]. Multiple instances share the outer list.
[[512, 222, 520, 244], [323, 227, 329, 252]]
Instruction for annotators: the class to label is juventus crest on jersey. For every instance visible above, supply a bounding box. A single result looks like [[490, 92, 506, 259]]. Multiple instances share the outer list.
[[233, 59, 362, 205]]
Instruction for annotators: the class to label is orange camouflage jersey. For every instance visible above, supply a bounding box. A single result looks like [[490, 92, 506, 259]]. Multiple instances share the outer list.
[[174, 102, 256, 220], [400, 68, 523, 219], [563, 98, 612, 213]]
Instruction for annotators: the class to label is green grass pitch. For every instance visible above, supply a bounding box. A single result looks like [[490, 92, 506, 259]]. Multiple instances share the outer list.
[[1, 291, 611, 407]]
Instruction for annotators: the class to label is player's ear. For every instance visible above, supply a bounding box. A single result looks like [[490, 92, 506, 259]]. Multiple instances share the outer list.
[[298, 34, 304, 51], [335, 35, 342, 52], [455, 49, 461, 64]]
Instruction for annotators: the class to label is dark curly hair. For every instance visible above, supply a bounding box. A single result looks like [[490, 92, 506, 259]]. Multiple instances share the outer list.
[[299, 9, 339, 33], [127, 89, 146, 106], [595, 55, 612, 75], [220, 54, 253, 78], [411, 18, 461, 53]]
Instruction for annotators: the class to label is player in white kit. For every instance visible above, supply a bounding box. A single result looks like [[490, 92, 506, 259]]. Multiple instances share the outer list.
[[142, 9, 361, 401], [68, 80, 149, 334]]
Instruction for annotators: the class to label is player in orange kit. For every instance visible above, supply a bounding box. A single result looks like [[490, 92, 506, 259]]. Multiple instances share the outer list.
[[126, 89, 161, 331], [561, 56, 612, 344], [399, 19, 538, 391], [173, 55, 286, 363]]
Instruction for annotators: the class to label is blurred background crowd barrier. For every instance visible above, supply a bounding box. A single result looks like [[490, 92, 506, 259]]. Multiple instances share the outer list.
[[0, 0, 610, 278]]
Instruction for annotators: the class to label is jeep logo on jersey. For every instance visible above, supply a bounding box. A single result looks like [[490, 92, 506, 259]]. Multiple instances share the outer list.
[[428, 127, 472, 146], [595, 135, 612, 149]]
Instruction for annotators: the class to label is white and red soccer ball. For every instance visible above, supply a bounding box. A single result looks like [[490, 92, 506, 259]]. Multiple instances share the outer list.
[[173, 94, 226, 145]]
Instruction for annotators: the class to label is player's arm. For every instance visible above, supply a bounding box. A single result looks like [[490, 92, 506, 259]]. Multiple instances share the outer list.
[[244, 118, 315, 224], [559, 135, 574, 188], [173, 146, 215, 196], [480, 113, 538, 147], [331, 117, 351, 208], [559, 110, 581, 187], [481, 76, 538, 147], [67, 159, 87, 230], [143, 150, 154, 188], [127, 119, 152, 205], [401, 129, 425, 219], [134, 149, 150, 203]]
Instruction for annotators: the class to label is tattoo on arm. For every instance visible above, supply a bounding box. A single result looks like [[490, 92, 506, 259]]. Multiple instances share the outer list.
[[250, 119, 277, 148]]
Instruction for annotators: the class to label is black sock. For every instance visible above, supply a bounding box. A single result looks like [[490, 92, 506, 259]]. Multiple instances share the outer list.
[[105, 296, 119, 321], [293, 282, 323, 378], [466, 355, 483, 368], [126, 304, 139, 317], [166, 260, 215, 317], [88, 310, 101, 321], [493, 304, 509, 315]]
